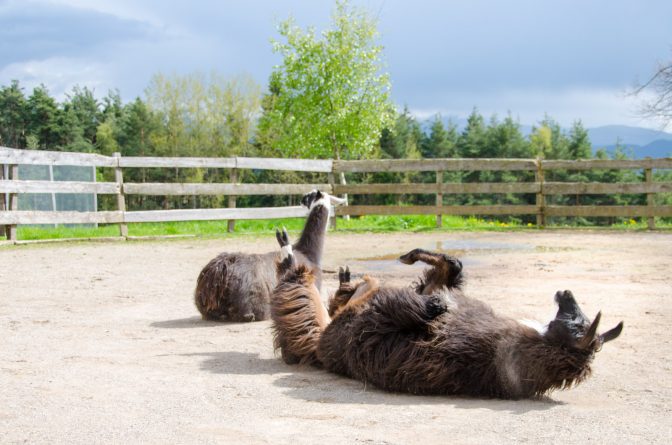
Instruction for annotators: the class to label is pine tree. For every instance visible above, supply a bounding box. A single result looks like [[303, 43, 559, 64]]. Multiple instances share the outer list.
[[0, 80, 28, 148], [26, 84, 60, 149], [567, 120, 592, 159], [66, 86, 101, 145], [457, 109, 487, 158], [421, 116, 458, 158]]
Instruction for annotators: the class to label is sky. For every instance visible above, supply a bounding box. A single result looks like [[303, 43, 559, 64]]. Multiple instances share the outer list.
[[1, 0, 671, 129]]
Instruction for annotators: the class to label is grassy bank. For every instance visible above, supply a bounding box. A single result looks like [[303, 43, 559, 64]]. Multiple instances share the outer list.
[[4, 215, 670, 242]]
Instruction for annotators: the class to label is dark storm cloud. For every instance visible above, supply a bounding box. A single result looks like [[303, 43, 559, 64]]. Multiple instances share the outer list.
[[1, 0, 671, 127], [0, 1, 158, 65]]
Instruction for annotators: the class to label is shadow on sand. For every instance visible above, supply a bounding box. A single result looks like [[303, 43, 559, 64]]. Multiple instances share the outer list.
[[185, 350, 563, 413], [150, 316, 236, 329]]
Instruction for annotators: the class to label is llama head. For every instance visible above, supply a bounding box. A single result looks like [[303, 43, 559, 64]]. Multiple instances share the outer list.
[[301, 190, 346, 210], [544, 290, 623, 350]]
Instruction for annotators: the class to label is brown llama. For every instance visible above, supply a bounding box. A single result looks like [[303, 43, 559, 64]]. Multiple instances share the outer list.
[[271, 246, 623, 399], [194, 190, 343, 322]]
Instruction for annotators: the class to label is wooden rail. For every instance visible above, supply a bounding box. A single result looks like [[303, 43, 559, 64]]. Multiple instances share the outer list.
[[1, 146, 671, 241]]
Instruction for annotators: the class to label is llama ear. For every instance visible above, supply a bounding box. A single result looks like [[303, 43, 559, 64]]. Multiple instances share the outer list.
[[578, 311, 601, 348], [599, 321, 624, 343], [329, 195, 347, 206]]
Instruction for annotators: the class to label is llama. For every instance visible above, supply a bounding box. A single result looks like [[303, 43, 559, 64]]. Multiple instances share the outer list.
[[194, 190, 343, 322], [271, 246, 623, 399]]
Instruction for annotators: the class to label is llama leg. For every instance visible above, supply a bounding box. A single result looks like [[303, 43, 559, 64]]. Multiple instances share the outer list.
[[331, 273, 380, 318], [399, 248, 464, 293], [328, 266, 356, 316], [373, 291, 449, 331]]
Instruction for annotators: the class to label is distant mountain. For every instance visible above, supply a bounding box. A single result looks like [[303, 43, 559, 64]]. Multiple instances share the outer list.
[[587, 125, 672, 148], [598, 139, 672, 159], [426, 117, 672, 159]]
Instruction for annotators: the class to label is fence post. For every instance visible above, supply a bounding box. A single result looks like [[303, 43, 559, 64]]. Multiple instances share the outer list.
[[7, 164, 18, 241], [48, 164, 57, 228], [535, 159, 546, 228], [645, 166, 655, 229], [227, 168, 238, 233], [113, 153, 128, 237], [327, 172, 337, 230], [436, 171, 443, 228], [0, 164, 5, 238]]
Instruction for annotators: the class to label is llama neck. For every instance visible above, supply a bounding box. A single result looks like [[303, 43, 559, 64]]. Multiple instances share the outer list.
[[294, 204, 328, 264], [497, 331, 595, 398]]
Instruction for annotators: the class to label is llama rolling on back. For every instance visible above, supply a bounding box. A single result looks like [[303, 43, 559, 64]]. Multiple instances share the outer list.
[[194, 190, 343, 322], [271, 247, 624, 399]]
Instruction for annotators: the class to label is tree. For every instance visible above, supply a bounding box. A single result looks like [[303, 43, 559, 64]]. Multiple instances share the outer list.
[[118, 97, 158, 157], [486, 114, 530, 159], [529, 116, 569, 160], [421, 116, 458, 159], [26, 84, 60, 149], [145, 72, 260, 158], [0, 80, 27, 148], [66, 86, 101, 144], [457, 109, 487, 158], [380, 108, 422, 160], [632, 52, 672, 129], [261, 0, 393, 160], [95, 120, 119, 155], [567, 120, 592, 159]]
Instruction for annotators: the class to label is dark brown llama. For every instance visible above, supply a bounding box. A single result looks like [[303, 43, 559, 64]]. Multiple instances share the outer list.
[[194, 190, 343, 322], [271, 247, 623, 399]]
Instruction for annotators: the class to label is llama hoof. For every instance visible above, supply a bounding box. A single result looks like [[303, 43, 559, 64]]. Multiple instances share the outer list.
[[399, 248, 422, 264], [242, 313, 256, 322], [339, 266, 351, 284], [426, 295, 448, 319]]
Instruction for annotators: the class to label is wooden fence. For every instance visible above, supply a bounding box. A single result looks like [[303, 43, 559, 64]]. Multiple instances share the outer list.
[[1, 146, 671, 241]]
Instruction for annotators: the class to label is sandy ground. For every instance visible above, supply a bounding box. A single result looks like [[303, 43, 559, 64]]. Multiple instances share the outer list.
[[1, 230, 671, 444]]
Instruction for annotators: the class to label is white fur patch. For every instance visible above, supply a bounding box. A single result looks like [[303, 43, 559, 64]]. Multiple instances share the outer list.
[[280, 244, 293, 260], [519, 319, 548, 335], [310, 192, 330, 210], [439, 289, 458, 311]]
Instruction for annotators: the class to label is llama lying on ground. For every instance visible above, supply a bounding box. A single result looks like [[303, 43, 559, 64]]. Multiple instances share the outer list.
[[271, 243, 623, 399], [194, 190, 343, 322]]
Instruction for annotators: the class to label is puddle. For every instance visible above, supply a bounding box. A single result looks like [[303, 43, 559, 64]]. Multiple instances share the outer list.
[[354, 241, 581, 273], [436, 240, 530, 252]]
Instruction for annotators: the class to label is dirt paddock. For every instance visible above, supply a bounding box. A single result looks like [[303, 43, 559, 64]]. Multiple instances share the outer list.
[[1, 230, 671, 444]]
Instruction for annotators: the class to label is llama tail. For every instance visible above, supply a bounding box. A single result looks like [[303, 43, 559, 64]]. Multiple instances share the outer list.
[[271, 264, 329, 366]]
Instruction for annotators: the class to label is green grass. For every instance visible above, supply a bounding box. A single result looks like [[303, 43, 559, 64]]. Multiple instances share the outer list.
[[335, 214, 528, 232], [4, 215, 670, 242]]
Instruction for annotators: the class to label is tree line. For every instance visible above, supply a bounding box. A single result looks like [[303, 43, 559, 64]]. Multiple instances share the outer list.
[[1, 0, 669, 224], [1, 76, 665, 225]]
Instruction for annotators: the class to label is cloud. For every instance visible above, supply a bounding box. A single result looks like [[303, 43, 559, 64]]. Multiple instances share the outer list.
[[407, 87, 659, 129], [1, 0, 670, 129], [0, 0, 162, 65], [0, 57, 110, 99]]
